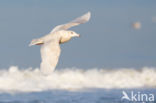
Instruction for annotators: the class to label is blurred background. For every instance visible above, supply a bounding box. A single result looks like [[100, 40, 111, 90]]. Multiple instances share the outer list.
[[0, 0, 156, 69]]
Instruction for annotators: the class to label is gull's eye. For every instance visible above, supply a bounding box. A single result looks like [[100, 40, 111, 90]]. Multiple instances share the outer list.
[[71, 32, 73, 34]]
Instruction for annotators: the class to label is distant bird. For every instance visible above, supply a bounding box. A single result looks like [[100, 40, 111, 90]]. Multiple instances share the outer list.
[[29, 12, 91, 74], [132, 21, 141, 30]]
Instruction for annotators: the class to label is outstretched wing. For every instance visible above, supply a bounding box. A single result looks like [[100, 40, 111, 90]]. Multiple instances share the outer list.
[[50, 12, 91, 33], [40, 40, 61, 74], [29, 12, 91, 46]]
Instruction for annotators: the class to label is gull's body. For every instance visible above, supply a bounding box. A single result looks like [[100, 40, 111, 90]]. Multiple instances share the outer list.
[[29, 12, 91, 74]]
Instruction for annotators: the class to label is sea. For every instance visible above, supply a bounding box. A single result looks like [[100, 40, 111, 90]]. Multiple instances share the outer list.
[[0, 66, 156, 103]]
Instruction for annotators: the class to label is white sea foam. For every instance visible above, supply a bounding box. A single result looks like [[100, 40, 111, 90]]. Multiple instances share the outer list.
[[0, 66, 156, 92]]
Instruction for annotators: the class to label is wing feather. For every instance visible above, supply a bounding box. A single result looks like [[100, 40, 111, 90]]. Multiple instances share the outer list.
[[50, 12, 91, 33], [40, 41, 61, 74]]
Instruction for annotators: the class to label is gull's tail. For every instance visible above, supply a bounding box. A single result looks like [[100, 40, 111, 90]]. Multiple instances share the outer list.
[[29, 38, 44, 46]]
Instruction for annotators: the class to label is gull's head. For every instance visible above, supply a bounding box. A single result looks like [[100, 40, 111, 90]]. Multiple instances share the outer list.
[[59, 30, 80, 44], [68, 31, 80, 38]]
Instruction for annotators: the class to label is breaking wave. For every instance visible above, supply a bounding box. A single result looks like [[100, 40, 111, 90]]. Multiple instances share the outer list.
[[0, 66, 156, 92]]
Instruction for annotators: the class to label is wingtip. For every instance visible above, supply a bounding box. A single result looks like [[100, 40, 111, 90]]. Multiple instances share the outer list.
[[87, 11, 91, 15], [86, 11, 91, 21]]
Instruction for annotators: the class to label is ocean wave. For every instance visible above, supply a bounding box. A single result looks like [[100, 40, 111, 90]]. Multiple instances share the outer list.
[[0, 66, 156, 92]]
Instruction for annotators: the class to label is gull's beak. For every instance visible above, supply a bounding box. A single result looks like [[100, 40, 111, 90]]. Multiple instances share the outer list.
[[72, 33, 80, 37], [76, 34, 80, 37], [78, 34, 80, 37]]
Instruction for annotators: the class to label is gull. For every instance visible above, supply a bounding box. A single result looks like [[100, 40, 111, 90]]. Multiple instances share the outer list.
[[29, 12, 91, 74]]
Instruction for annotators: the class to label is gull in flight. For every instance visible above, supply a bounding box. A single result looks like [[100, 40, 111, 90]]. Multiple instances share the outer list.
[[29, 12, 91, 74]]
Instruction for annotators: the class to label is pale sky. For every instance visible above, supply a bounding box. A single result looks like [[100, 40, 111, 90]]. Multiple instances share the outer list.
[[0, 0, 156, 69]]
